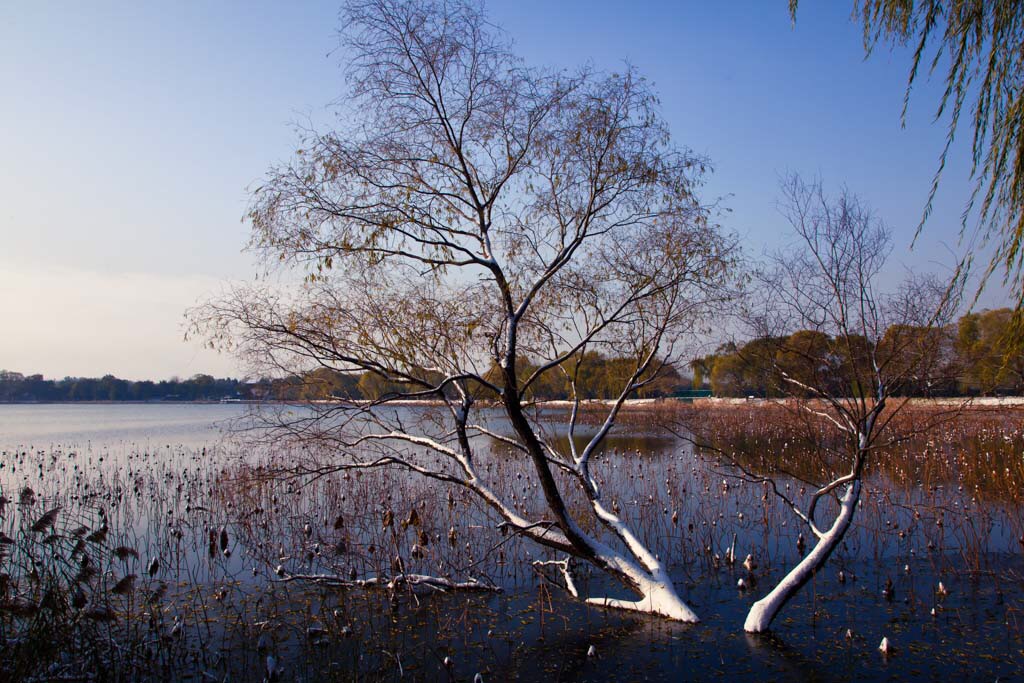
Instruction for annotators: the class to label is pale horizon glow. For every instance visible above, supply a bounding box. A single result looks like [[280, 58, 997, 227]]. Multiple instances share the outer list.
[[0, 1, 1012, 381], [0, 262, 237, 381]]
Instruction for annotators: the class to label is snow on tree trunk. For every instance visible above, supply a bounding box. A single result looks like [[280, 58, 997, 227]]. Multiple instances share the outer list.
[[584, 497, 701, 622], [744, 480, 861, 633], [586, 568, 700, 622]]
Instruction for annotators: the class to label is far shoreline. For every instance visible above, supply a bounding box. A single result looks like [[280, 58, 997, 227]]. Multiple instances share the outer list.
[[2, 396, 1023, 408]]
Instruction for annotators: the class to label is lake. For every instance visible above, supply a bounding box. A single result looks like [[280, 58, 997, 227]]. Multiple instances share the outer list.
[[0, 402, 1022, 681], [0, 402, 246, 450]]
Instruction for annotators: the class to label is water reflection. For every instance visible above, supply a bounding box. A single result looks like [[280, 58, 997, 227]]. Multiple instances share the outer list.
[[0, 404, 1021, 681]]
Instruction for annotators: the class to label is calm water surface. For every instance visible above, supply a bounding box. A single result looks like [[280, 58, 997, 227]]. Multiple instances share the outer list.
[[0, 403, 1021, 682], [0, 403, 246, 450]]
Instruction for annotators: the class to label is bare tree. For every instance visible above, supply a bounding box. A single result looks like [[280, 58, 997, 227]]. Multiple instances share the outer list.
[[191, 0, 735, 621], [792, 1, 1024, 322], [729, 175, 963, 633]]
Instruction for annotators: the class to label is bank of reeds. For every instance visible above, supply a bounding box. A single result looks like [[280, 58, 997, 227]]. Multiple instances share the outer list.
[[1, 402, 1022, 679]]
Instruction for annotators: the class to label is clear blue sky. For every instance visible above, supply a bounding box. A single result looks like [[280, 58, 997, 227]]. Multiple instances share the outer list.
[[0, 1, 1005, 380]]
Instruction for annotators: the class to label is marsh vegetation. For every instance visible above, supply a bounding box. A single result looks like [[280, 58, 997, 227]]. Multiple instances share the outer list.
[[0, 402, 1022, 681]]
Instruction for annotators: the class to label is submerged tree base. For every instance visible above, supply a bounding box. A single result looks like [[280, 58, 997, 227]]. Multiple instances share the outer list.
[[744, 482, 860, 633]]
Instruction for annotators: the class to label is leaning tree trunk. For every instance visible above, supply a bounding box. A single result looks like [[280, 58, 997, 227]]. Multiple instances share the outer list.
[[586, 557, 701, 622], [744, 480, 861, 633], [583, 501, 701, 621], [502, 366, 700, 622]]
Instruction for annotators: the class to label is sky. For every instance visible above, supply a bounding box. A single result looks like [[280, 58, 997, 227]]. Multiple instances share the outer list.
[[0, 1, 1009, 381]]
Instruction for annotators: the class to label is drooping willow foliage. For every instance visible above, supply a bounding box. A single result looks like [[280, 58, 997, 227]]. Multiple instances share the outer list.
[[793, 1, 1024, 320]]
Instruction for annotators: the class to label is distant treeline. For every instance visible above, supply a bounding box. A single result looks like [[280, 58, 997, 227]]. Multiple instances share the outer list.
[[692, 308, 1024, 398], [275, 353, 687, 402], [0, 353, 688, 403], [6, 308, 1019, 402], [0, 372, 248, 402]]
